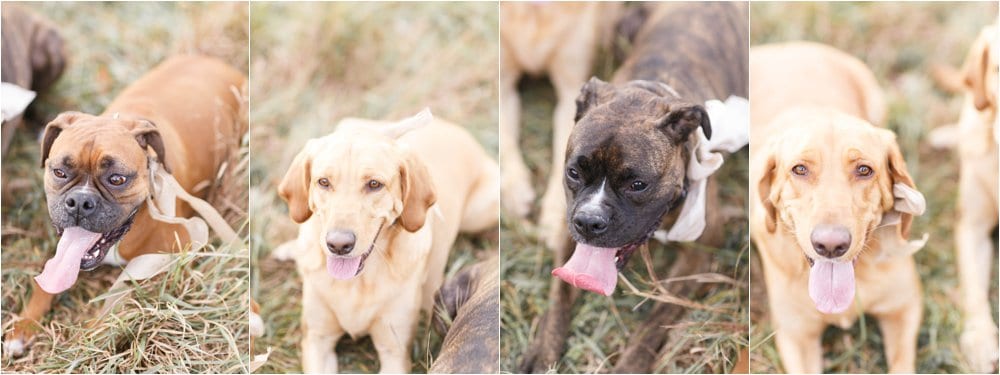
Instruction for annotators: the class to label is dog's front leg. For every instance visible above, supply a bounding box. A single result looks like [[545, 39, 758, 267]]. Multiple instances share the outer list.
[[956, 175, 1000, 373], [3, 280, 56, 357], [371, 308, 418, 373], [537, 53, 590, 252], [300, 284, 344, 373], [771, 312, 824, 374], [499, 53, 534, 219], [876, 297, 921, 373], [519, 238, 580, 373]]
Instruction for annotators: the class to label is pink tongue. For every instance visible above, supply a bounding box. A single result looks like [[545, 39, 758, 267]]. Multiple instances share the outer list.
[[551, 243, 619, 296], [34, 227, 102, 294], [326, 255, 362, 280], [808, 260, 856, 314]]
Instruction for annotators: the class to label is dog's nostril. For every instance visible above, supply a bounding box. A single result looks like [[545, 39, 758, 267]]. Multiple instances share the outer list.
[[66, 198, 76, 208], [810, 224, 852, 259], [326, 230, 357, 255]]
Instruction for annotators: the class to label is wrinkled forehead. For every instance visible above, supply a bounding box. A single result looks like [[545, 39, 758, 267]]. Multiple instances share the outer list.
[[309, 133, 402, 179], [50, 120, 145, 164]]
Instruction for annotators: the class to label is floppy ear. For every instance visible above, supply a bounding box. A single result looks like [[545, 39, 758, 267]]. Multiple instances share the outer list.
[[756, 153, 778, 233], [398, 151, 437, 232], [278, 141, 316, 223], [885, 140, 919, 238], [962, 33, 992, 111], [40, 111, 83, 167], [574, 77, 614, 122], [130, 119, 170, 173], [660, 103, 712, 142]]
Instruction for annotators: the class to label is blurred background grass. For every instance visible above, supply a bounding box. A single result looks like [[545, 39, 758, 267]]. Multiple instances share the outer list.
[[498, 5, 749, 372], [1, 2, 249, 373], [248, 2, 498, 373], [750, 2, 998, 373]]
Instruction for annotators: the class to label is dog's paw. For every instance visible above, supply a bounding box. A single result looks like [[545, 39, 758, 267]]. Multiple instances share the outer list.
[[537, 189, 567, 250], [501, 165, 535, 219], [3, 337, 26, 358], [961, 322, 999, 373]]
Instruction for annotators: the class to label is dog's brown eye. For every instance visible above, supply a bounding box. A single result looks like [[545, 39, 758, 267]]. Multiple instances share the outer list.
[[317, 178, 330, 187], [630, 180, 648, 192], [108, 174, 127, 186], [566, 168, 580, 181], [792, 164, 809, 176], [857, 165, 873, 177], [367, 180, 383, 191], [53, 169, 67, 179]]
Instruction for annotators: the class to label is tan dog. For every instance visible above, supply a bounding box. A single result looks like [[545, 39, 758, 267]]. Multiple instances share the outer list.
[[950, 23, 999, 373], [3, 55, 244, 357], [277, 110, 499, 373], [499, 2, 619, 250], [750, 42, 926, 373]]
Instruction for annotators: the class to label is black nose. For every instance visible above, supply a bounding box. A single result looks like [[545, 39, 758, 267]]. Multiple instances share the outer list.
[[65, 191, 99, 218], [573, 213, 609, 237], [326, 230, 356, 255], [811, 224, 851, 259]]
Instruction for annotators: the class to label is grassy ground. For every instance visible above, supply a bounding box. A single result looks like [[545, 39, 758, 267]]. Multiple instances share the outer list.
[[498, 9, 750, 374], [1, 2, 249, 373], [248, 3, 498, 373], [750, 2, 999, 373]]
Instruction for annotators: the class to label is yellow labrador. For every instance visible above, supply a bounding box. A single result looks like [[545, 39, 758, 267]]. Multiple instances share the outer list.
[[277, 109, 499, 373], [750, 42, 927, 373], [951, 23, 999, 373]]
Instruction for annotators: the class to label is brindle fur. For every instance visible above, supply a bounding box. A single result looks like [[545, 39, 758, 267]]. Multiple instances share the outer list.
[[520, 3, 747, 373]]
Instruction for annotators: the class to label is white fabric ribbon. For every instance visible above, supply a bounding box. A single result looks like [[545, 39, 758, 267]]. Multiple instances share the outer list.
[[658, 96, 749, 242], [875, 183, 930, 259], [1, 82, 36, 122]]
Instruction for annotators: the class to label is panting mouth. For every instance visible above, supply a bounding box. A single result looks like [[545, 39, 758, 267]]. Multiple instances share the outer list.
[[75, 217, 136, 271], [553, 225, 661, 296], [34, 210, 137, 294], [325, 222, 384, 280]]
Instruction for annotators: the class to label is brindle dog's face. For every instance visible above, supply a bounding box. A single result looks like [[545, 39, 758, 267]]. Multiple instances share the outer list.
[[41, 113, 165, 233], [564, 78, 711, 248]]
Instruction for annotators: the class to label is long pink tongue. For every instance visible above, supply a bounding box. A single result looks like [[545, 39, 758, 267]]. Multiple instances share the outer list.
[[808, 260, 856, 314], [551, 243, 619, 296], [326, 255, 362, 280], [34, 227, 102, 294]]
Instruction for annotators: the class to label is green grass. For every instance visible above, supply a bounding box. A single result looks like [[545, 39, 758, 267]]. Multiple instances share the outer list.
[[1, 2, 249, 373], [750, 2, 999, 373], [497, 13, 750, 374], [248, 3, 499, 373]]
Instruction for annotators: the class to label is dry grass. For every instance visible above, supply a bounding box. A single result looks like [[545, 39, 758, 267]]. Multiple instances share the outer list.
[[1, 2, 249, 373], [750, 2, 999, 373], [497, 7, 749, 373], [248, 3, 498, 373]]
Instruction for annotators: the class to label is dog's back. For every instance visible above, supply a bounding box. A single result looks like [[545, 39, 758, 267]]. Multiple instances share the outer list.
[[614, 2, 748, 103], [104, 56, 245, 191], [750, 42, 886, 138]]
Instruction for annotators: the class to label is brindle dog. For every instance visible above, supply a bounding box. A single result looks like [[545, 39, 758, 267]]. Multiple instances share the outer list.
[[520, 2, 748, 373], [1, 5, 66, 156]]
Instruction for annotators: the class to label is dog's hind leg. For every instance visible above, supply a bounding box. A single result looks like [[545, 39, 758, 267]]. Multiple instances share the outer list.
[[518, 237, 580, 373], [459, 159, 500, 234]]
